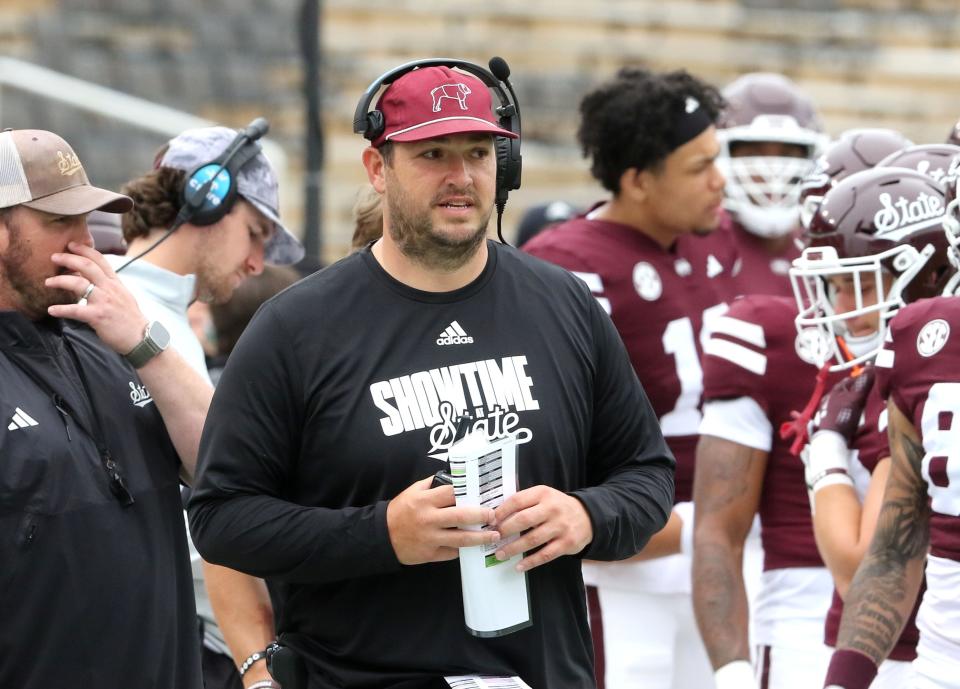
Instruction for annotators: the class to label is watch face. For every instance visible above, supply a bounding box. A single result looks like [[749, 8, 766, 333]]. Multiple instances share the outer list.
[[147, 321, 171, 349]]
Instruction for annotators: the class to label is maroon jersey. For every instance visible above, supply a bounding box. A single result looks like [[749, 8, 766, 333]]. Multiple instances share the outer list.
[[717, 212, 799, 298], [822, 379, 920, 661], [876, 296, 960, 561], [523, 215, 737, 502], [701, 294, 841, 569]]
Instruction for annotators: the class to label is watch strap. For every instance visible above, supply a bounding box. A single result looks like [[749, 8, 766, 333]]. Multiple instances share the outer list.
[[124, 322, 166, 368]]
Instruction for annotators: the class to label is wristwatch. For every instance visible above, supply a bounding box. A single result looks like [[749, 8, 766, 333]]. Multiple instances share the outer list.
[[124, 320, 171, 368]]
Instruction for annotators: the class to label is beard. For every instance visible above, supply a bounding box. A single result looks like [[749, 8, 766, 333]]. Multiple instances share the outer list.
[[385, 176, 491, 272], [193, 234, 242, 305], [0, 220, 74, 320], [194, 261, 236, 305]]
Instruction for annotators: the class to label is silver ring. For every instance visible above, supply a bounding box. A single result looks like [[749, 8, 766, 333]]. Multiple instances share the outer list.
[[78, 282, 95, 304]]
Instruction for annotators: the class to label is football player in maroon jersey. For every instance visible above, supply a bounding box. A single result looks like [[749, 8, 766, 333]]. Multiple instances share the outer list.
[[694, 282, 840, 689], [523, 66, 734, 689], [693, 162, 947, 688], [715, 73, 828, 297], [823, 164, 960, 689], [792, 165, 953, 688]]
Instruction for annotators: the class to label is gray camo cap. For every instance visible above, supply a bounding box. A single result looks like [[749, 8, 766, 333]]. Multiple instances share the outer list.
[[159, 126, 304, 265]]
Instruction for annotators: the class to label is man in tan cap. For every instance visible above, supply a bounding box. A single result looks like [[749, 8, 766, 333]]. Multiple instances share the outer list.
[[0, 129, 211, 689]]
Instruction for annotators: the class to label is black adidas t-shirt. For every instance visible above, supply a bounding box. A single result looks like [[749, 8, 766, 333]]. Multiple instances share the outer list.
[[189, 241, 675, 688]]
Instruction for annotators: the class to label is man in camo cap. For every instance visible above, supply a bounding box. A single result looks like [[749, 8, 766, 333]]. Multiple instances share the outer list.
[[112, 124, 302, 689]]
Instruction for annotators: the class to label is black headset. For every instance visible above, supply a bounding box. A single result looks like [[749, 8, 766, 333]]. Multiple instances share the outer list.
[[178, 117, 270, 227], [116, 118, 270, 274], [353, 57, 522, 242]]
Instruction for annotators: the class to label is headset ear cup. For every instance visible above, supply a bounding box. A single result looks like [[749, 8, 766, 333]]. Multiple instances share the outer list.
[[181, 163, 238, 227], [365, 111, 386, 141], [494, 137, 522, 204], [495, 137, 508, 203]]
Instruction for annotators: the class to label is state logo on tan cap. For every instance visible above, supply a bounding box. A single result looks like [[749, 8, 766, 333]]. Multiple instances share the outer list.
[[0, 129, 132, 215]]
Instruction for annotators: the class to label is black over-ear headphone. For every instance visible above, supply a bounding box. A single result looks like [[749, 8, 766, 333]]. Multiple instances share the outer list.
[[116, 118, 270, 274], [353, 57, 522, 242]]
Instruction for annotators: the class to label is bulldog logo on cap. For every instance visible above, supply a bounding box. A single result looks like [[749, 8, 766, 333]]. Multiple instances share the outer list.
[[369, 66, 518, 148], [431, 83, 472, 112]]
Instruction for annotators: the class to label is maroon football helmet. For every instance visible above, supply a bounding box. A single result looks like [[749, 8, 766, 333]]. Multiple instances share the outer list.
[[791, 167, 953, 369], [717, 73, 828, 238], [799, 128, 913, 230], [877, 143, 960, 188], [947, 118, 960, 146]]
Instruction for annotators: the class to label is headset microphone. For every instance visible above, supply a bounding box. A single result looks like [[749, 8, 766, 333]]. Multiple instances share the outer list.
[[242, 117, 270, 141], [487, 57, 522, 244], [116, 117, 270, 274]]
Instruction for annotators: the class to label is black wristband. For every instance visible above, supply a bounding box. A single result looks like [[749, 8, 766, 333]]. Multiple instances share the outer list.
[[823, 649, 878, 689]]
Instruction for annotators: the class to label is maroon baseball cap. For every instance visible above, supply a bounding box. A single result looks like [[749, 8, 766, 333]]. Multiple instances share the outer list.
[[371, 66, 518, 147], [0, 129, 132, 215]]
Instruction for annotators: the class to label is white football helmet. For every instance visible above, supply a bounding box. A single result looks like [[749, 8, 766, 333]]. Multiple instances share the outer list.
[[790, 167, 952, 370], [718, 73, 829, 238]]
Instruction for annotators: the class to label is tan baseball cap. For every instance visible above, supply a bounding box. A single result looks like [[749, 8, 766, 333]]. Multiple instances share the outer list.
[[0, 129, 132, 215]]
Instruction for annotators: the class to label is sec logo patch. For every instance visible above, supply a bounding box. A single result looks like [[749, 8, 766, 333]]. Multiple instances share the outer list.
[[633, 262, 662, 301], [917, 319, 950, 357]]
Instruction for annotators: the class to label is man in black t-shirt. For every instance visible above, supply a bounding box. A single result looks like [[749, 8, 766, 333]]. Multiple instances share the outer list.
[[188, 59, 675, 689]]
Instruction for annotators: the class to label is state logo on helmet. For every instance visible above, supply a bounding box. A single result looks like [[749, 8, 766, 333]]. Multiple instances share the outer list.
[[790, 167, 953, 370]]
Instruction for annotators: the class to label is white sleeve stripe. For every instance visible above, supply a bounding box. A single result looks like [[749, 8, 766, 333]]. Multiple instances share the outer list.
[[711, 316, 767, 348], [699, 398, 773, 451], [704, 338, 768, 375], [572, 271, 602, 292], [876, 347, 895, 369]]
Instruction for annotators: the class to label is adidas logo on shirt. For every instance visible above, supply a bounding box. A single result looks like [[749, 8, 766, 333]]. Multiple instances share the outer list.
[[436, 320, 474, 346], [8, 407, 39, 431]]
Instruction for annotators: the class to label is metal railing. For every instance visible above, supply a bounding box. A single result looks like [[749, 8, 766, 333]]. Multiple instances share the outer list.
[[0, 55, 291, 215]]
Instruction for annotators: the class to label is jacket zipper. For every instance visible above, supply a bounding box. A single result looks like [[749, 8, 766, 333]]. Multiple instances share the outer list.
[[51, 393, 134, 506], [52, 394, 71, 441], [17, 514, 38, 549]]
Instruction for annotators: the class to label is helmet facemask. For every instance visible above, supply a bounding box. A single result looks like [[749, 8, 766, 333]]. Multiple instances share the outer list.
[[790, 243, 934, 370], [943, 195, 960, 296], [718, 118, 828, 238]]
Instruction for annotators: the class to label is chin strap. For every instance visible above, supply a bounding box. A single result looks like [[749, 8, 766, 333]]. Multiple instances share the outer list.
[[835, 337, 865, 377]]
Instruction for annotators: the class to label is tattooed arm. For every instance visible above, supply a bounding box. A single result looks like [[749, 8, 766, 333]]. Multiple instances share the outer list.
[[834, 400, 929, 665], [692, 434, 767, 669]]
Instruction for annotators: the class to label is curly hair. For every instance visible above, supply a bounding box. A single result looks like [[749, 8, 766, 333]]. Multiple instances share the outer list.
[[578, 67, 725, 194], [119, 167, 186, 242]]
